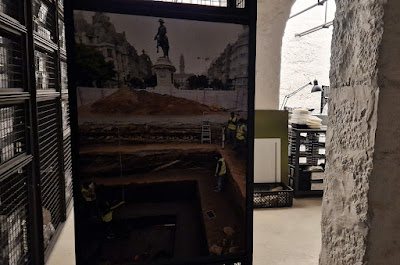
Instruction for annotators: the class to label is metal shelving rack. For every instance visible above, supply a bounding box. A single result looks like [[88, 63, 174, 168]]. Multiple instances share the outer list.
[[289, 127, 326, 197], [0, 0, 71, 264]]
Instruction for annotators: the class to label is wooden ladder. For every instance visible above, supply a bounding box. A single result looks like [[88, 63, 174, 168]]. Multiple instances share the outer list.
[[201, 120, 211, 144]]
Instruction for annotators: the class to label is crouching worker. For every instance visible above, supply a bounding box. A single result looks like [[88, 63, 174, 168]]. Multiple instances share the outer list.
[[214, 153, 227, 192], [81, 182, 98, 217], [100, 200, 125, 239]]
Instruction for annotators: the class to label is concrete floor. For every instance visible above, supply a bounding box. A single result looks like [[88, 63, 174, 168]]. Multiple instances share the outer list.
[[47, 198, 322, 265], [253, 198, 322, 265], [46, 210, 75, 265]]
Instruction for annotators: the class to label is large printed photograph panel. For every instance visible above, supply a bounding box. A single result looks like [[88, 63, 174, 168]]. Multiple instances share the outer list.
[[74, 11, 249, 265]]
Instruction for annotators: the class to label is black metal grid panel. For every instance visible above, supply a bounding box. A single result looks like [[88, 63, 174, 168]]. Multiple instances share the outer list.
[[37, 100, 62, 247], [34, 48, 56, 90], [0, 0, 24, 23], [155, 0, 227, 6], [63, 135, 72, 209], [58, 18, 65, 52], [32, 0, 56, 42], [0, 166, 30, 265], [61, 100, 69, 132], [0, 30, 24, 90], [60, 60, 67, 90], [0, 103, 26, 166]]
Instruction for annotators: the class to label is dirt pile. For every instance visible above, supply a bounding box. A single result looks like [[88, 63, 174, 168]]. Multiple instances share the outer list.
[[89, 88, 214, 115]]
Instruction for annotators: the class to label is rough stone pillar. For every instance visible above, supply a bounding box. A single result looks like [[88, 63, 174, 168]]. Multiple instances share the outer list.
[[320, 0, 400, 264]]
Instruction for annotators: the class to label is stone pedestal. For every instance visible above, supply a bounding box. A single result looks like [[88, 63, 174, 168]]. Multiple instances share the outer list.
[[152, 57, 176, 91]]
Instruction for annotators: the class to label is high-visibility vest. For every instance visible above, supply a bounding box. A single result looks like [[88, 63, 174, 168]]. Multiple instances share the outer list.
[[216, 158, 227, 176], [102, 211, 113, 222], [228, 117, 237, 131], [81, 188, 96, 202], [236, 125, 245, 140]]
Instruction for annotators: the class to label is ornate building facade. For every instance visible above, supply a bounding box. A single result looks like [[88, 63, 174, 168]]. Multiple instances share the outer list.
[[207, 26, 248, 90], [74, 12, 153, 87]]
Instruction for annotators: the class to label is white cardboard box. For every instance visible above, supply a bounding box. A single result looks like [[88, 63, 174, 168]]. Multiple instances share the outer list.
[[311, 171, 325, 180]]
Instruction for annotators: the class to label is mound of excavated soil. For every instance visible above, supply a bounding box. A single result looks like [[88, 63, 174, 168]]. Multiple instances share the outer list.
[[89, 88, 213, 115]]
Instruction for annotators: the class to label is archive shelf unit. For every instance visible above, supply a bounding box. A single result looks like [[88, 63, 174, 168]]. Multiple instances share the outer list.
[[0, 0, 71, 264], [288, 127, 326, 197]]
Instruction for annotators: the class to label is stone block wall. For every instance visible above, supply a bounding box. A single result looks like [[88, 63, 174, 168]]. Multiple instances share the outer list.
[[321, 0, 400, 264]]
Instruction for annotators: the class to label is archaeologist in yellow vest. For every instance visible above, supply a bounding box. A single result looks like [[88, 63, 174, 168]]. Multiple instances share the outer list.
[[100, 200, 125, 239], [81, 182, 98, 217], [214, 153, 227, 192], [81, 182, 96, 202], [234, 119, 247, 155], [227, 112, 238, 145]]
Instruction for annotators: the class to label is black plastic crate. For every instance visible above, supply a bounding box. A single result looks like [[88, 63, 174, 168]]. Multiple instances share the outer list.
[[253, 183, 293, 208]]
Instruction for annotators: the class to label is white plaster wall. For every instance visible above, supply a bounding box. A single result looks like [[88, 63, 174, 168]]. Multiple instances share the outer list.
[[255, 0, 295, 110], [280, 0, 336, 110]]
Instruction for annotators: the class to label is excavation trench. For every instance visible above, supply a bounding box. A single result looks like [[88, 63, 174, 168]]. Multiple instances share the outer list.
[[79, 146, 246, 265]]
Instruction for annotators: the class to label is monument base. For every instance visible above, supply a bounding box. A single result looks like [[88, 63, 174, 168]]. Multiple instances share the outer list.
[[152, 57, 177, 91]]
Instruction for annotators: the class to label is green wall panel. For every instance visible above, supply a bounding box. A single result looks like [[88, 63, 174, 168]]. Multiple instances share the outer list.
[[255, 110, 289, 184]]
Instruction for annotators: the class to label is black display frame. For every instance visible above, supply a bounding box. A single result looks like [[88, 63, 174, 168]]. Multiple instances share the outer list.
[[64, 1, 256, 264]]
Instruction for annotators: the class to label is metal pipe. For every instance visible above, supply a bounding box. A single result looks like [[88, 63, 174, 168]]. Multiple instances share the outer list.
[[295, 20, 334, 37], [325, 0, 328, 24], [222, 126, 225, 149], [289, 0, 327, 19]]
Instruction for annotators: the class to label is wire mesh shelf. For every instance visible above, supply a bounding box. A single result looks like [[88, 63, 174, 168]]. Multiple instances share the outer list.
[[0, 104, 26, 166], [0, 0, 24, 23], [37, 100, 62, 249], [60, 60, 67, 90], [32, 0, 56, 42], [0, 166, 30, 265], [0, 31, 24, 90], [34, 49, 56, 90]]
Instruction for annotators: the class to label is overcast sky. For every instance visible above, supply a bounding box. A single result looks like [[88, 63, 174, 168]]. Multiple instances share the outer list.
[[76, 11, 245, 75]]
